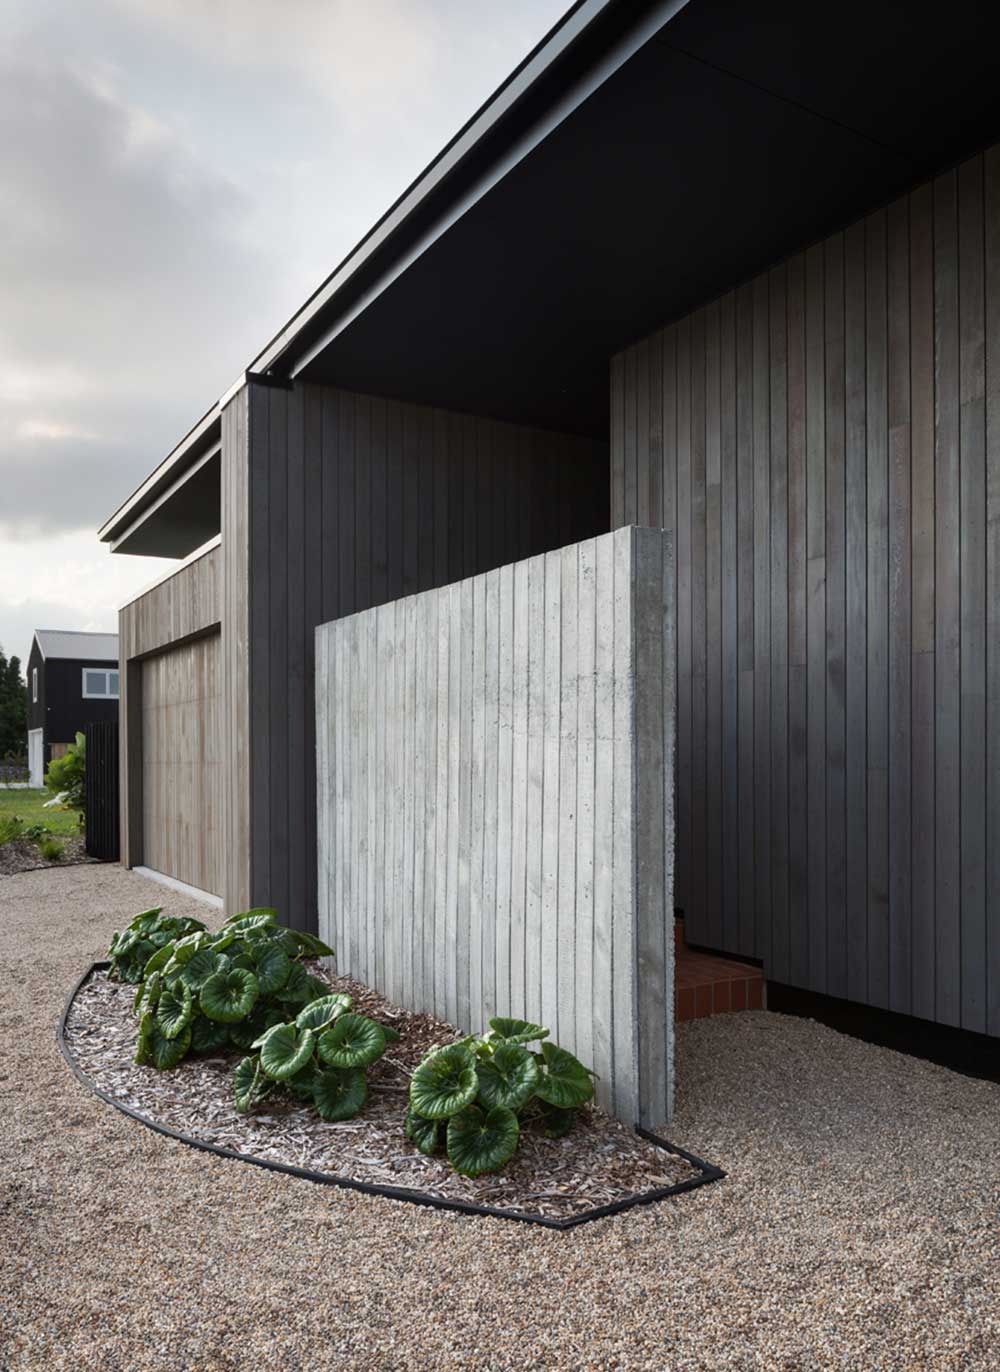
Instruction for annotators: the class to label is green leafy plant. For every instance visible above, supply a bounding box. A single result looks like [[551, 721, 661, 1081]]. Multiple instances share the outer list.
[[107, 908, 208, 983], [0, 814, 24, 847], [39, 837, 64, 861], [106, 908, 393, 1125], [45, 732, 86, 825], [406, 1019, 594, 1177]]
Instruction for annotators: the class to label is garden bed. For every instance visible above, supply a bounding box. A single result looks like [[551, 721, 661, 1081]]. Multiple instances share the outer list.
[[0, 835, 94, 877], [63, 964, 721, 1226]]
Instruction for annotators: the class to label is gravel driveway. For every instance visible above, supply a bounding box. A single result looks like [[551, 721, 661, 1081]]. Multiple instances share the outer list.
[[2, 864, 997, 1371]]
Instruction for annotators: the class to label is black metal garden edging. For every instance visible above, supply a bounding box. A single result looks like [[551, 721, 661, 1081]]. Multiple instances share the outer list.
[[58, 962, 725, 1230]]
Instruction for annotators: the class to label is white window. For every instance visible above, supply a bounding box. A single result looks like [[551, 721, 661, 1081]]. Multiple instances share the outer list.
[[32, 667, 38, 703], [82, 668, 120, 699]]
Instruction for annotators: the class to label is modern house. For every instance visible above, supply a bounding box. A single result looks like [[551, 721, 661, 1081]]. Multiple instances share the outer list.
[[100, 0, 1000, 1063], [26, 630, 120, 786]]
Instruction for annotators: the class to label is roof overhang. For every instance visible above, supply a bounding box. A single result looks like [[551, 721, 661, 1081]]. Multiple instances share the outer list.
[[102, 0, 1000, 551], [98, 405, 220, 557]]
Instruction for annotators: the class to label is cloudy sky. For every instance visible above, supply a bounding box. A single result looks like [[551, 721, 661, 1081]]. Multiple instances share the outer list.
[[0, 0, 567, 669]]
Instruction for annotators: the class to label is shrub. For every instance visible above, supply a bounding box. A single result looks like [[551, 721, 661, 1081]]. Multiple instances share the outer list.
[[39, 838, 64, 861], [45, 732, 86, 825], [107, 908, 393, 1123], [0, 814, 24, 847], [406, 1019, 594, 1177]]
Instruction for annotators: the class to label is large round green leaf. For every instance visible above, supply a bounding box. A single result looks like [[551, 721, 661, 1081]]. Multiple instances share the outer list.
[[259, 1023, 316, 1081], [447, 1105, 520, 1176], [405, 1108, 441, 1156], [149, 1021, 192, 1070], [312, 1066, 366, 1121], [156, 979, 194, 1040], [476, 1043, 540, 1111], [317, 1014, 386, 1069], [533, 1042, 593, 1109], [126, 907, 165, 933], [134, 1010, 154, 1066], [295, 994, 352, 1031], [285, 1061, 319, 1100], [190, 1014, 231, 1054], [224, 909, 278, 932], [170, 931, 210, 964], [409, 1044, 478, 1120], [286, 929, 335, 959], [142, 944, 174, 978], [233, 1054, 272, 1113], [177, 947, 223, 991], [229, 1006, 284, 1052], [199, 967, 259, 1023], [252, 942, 291, 995], [274, 962, 312, 1005], [488, 1017, 549, 1046], [133, 970, 161, 1018]]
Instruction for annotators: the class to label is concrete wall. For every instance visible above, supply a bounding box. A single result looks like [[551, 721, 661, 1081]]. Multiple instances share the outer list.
[[316, 526, 676, 1126]]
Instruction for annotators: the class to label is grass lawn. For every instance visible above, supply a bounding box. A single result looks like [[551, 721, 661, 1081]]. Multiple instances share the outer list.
[[0, 788, 81, 836]]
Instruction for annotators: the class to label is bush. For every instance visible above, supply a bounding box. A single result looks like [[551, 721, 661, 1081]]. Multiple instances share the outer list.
[[0, 814, 23, 846], [107, 908, 393, 1123], [406, 1019, 594, 1177], [45, 732, 86, 825], [39, 838, 64, 861]]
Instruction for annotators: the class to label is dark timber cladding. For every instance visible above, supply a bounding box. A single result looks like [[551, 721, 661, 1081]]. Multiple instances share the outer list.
[[611, 144, 1000, 1039], [240, 380, 609, 931]]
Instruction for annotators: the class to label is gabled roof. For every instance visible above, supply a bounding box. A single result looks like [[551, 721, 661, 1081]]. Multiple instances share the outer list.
[[33, 630, 119, 662]]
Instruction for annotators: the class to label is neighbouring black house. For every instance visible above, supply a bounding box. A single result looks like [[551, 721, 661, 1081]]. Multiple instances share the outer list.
[[26, 630, 120, 786]]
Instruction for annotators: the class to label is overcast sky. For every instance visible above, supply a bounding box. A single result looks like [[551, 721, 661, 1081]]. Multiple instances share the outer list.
[[0, 0, 567, 670]]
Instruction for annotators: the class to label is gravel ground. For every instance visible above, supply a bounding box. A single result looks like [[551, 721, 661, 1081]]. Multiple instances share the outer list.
[[2, 864, 998, 1371]]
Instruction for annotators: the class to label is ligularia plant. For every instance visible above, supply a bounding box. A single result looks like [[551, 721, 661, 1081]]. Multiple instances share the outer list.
[[406, 1019, 595, 1177], [106, 907, 394, 1123]]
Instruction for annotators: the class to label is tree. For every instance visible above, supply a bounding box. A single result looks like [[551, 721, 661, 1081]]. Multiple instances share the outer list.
[[0, 647, 27, 758]]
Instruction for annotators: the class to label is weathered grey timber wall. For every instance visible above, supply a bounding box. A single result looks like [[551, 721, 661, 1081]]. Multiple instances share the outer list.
[[118, 541, 221, 874], [611, 143, 1000, 1038], [245, 380, 609, 932], [316, 527, 675, 1125], [222, 389, 251, 914]]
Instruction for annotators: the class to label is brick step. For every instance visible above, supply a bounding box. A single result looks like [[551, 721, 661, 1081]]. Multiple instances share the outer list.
[[674, 919, 764, 1021]]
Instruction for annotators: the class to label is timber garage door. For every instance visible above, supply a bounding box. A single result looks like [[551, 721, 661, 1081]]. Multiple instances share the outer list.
[[141, 633, 222, 897]]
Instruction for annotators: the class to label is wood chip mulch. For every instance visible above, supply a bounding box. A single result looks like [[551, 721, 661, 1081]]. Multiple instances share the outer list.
[[64, 966, 700, 1219], [0, 836, 95, 877]]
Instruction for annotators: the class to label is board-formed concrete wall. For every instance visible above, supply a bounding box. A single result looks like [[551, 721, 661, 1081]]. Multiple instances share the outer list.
[[316, 526, 675, 1124]]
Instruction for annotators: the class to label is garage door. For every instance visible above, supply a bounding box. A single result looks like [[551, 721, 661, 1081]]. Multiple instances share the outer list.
[[141, 633, 223, 897]]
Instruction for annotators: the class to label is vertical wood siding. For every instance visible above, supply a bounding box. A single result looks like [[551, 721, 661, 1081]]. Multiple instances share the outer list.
[[317, 527, 675, 1123], [222, 390, 252, 914], [245, 382, 609, 932], [140, 634, 223, 897], [611, 146, 1000, 1037], [118, 543, 221, 872]]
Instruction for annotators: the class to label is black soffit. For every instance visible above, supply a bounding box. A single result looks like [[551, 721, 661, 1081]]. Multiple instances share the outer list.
[[297, 0, 1000, 438]]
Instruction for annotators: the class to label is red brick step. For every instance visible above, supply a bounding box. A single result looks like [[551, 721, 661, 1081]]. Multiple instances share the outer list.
[[674, 919, 765, 1022]]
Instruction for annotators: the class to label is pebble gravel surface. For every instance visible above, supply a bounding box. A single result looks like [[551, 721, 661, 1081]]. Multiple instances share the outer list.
[[2, 864, 998, 1371]]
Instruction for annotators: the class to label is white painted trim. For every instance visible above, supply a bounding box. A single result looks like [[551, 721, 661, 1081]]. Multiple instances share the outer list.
[[27, 729, 43, 788], [81, 667, 120, 699], [132, 865, 224, 909]]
